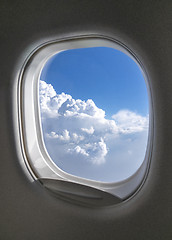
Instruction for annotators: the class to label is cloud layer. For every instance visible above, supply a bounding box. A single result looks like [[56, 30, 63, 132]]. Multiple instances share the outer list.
[[39, 80, 149, 172]]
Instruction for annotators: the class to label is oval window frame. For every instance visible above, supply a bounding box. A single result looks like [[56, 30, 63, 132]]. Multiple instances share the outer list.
[[16, 36, 153, 203]]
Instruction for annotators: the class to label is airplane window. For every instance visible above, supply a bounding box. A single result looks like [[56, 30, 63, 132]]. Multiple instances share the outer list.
[[39, 46, 149, 183], [19, 37, 152, 202]]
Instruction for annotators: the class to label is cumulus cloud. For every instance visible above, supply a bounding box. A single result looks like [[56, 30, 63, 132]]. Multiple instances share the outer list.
[[39, 80, 105, 119], [68, 146, 89, 157], [112, 110, 149, 134], [39, 80, 149, 167], [47, 130, 70, 141], [81, 126, 95, 134]]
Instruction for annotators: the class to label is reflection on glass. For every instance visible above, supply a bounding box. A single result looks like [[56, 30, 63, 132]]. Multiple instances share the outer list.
[[39, 47, 149, 182]]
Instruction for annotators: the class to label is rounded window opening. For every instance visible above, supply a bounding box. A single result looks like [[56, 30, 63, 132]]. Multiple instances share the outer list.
[[39, 46, 149, 183]]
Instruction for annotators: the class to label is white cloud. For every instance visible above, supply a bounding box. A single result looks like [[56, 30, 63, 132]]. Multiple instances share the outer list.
[[68, 138, 107, 165], [81, 126, 95, 134], [72, 133, 85, 142], [89, 138, 108, 165], [39, 80, 72, 118], [47, 131, 59, 139], [68, 146, 89, 157], [40, 80, 105, 120], [112, 110, 149, 134], [39, 80, 149, 167], [47, 129, 70, 141]]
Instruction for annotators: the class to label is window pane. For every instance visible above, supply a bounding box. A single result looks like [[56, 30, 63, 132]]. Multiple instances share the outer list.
[[39, 47, 149, 182]]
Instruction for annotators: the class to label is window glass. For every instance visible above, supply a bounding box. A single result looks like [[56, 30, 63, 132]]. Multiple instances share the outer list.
[[39, 47, 149, 182]]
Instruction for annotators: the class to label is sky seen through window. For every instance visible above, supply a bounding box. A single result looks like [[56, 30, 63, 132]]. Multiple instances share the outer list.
[[39, 47, 149, 182]]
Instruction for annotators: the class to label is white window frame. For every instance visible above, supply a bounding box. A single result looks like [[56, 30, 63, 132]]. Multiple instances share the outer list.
[[16, 36, 153, 205]]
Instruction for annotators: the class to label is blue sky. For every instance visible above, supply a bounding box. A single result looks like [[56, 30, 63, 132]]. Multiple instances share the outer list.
[[41, 47, 149, 118], [39, 47, 149, 182]]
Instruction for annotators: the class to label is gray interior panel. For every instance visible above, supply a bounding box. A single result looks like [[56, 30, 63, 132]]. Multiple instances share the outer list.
[[0, 1, 172, 239]]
